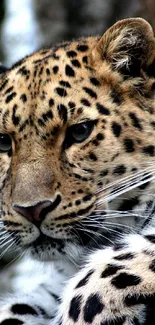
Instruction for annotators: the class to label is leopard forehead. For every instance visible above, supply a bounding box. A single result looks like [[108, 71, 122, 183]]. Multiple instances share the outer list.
[[0, 37, 124, 137]]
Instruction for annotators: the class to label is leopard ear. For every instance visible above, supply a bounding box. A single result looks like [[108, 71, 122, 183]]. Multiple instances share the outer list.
[[91, 18, 155, 77]]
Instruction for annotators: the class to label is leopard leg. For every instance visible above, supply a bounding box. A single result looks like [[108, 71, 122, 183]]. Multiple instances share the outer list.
[[0, 258, 74, 325], [54, 230, 155, 325], [0, 284, 59, 325]]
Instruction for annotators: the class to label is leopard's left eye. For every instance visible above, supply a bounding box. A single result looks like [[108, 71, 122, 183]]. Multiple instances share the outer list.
[[71, 122, 94, 143], [0, 134, 12, 153], [64, 120, 96, 149]]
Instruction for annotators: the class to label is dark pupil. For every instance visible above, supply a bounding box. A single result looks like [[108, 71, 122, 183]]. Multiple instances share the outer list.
[[72, 123, 90, 141], [0, 134, 12, 152]]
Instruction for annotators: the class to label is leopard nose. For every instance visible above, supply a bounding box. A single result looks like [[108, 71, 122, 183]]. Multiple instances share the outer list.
[[13, 195, 61, 224]]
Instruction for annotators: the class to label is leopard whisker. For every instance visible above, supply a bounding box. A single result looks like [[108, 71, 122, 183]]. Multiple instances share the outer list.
[[100, 165, 155, 187], [77, 219, 137, 232], [97, 175, 155, 203], [0, 239, 16, 260], [0, 236, 14, 248], [4, 248, 25, 270], [76, 225, 115, 245]]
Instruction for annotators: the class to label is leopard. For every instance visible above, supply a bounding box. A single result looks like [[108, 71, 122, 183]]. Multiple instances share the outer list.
[[0, 17, 155, 325]]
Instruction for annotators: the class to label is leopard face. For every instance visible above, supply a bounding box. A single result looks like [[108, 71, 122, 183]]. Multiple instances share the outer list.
[[1, 18, 155, 262]]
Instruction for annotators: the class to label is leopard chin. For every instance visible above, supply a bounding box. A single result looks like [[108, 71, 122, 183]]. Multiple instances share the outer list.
[[25, 233, 85, 263]]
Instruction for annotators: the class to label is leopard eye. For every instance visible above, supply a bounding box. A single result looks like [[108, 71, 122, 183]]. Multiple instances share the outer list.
[[64, 120, 96, 149], [71, 122, 94, 143], [0, 134, 12, 153]]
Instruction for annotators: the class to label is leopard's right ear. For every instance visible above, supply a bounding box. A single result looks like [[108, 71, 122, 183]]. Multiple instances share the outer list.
[[90, 18, 155, 77], [0, 65, 8, 76]]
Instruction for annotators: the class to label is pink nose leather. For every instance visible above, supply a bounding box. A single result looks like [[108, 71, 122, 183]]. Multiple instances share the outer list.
[[13, 200, 53, 223]]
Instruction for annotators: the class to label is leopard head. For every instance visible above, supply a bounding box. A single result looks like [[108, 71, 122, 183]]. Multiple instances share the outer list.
[[1, 18, 155, 262]]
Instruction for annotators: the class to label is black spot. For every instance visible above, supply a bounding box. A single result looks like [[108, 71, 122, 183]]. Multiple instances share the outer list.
[[4, 220, 25, 228], [56, 204, 94, 221], [77, 45, 88, 52], [78, 189, 83, 194], [18, 66, 29, 76], [65, 65, 75, 77], [76, 270, 94, 288], [55, 87, 67, 97], [101, 264, 124, 278], [11, 304, 38, 315], [38, 118, 45, 127], [12, 105, 20, 126], [138, 181, 150, 190], [82, 56, 88, 64], [75, 199, 81, 206], [0, 320, 24, 325], [71, 59, 81, 68], [42, 110, 53, 122], [49, 98, 54, 107], [46, 68, 50, 75], [5, 92, 17, 103], [83, 194, 92, 201], [68, 101, 75, 109], [142, 145, 155, 156], [149, 259, 155, 272], [111, 272, 141, 289], [96, 103, 110, 115], [150, 121, 155, 128], [89, 153, 97, 161], [59, 80, 71, 88], [18, 121, 27, 132], [67, 50, 77, 58], [5, 86, 14, 94], [119, 197, 139, 211], [123, 138, 135, 152], [53, 66, 59, 74], [83, 293, 104, 323], [145, 234, 155, 243], [114, 252, 135, 260], [90, 77, 100, 86], [129, 112, 142, 130], [96, 133, 104, 141], [92, 139, 98, 146], [112, 122, 122, 137], [81, 98, 91, 107], [77, 107, 83, 115], [52, 53, 60, 60], [100, 169, 108, 177], [101, 316, 126, 325], [125, 293, 155, 306], [83, 87, 97, 99], [113, 165, 126, 175], [39, 66, 43, 76], [20, 94, 27, 103], [69, 295, 82, 322], [57, 104, 68, 122], [111, 91, 123, 105], [0, 79, 8, 91]]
